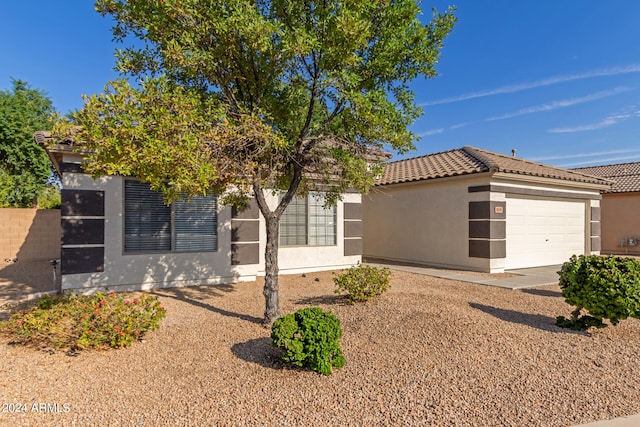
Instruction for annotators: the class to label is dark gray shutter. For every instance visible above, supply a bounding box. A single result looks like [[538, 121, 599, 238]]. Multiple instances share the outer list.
[[124, 181, 171, 253], [174, 194, 217, 252]]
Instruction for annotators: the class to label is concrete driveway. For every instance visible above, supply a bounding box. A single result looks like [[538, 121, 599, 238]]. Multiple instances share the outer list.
[[367, 262, 562, 290]]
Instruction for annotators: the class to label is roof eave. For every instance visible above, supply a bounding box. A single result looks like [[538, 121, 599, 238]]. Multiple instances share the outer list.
[[34, 130, 91, 178], [375, 170, 493, 187], [492, 171, 612, 191]]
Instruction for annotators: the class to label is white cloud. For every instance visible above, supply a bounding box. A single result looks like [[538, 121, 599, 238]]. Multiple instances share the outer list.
[[485, 87, 632, 121], [420, 64, 640, 107], [559, 154, 640, 168], [444, 88, 631, 132], [449, 121, 473, 130], [548, 106, 640, 133], [418, 128, 445, 137], [533, 148, 640, 162]]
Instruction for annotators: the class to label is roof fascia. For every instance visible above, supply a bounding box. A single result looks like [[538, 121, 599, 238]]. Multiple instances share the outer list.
[[491, 171, 611, 192], [376, 170, 493, 189]]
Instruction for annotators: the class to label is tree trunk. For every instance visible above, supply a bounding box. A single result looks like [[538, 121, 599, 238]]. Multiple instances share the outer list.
[[262, 214, 280, 326], [252, 168, 303, 327]]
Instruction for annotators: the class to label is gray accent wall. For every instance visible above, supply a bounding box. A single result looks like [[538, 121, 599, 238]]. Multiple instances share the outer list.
[[468, 200, 506, 259], [469, 240, 506, 259], [231, 199, 260, 265], [344, 202, 362, 256], [590, 205, 601, 252], [60, 189, 105, 275], [60, 162, 85, 174], [344, 238, 363, 257]]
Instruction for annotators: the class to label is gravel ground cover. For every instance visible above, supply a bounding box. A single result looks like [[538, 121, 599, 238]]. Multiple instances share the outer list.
[[1, 269, 639, 427]]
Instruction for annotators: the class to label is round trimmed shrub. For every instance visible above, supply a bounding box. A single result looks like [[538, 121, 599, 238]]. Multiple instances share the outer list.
[[271, 307, 345, 375], [558, 255, 640, 326], [333, 263, 391, 304]]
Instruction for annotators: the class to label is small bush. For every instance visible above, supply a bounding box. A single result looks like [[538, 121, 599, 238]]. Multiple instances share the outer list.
[[0, 291, 166, 351], [333, 263, 391, 304], [557, 255, 640, 328], [271, 307, 345, 375]]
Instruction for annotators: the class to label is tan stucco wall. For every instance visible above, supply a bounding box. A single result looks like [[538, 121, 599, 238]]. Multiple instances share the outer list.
[[363, 173, 602, 273], [0, 208, 60, 261], [600, 192, 640, 256], [362, 176, 489, 271]]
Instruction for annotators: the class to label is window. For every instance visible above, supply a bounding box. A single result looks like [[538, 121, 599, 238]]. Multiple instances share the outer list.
[[124, 180, 217, 253], [280, 193, 336, 246]]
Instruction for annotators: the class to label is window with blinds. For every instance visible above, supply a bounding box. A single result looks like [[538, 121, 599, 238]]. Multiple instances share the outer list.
[[124, 181, 217, 254], [174, 195, 217, 252], [280, 193, 336, 247]]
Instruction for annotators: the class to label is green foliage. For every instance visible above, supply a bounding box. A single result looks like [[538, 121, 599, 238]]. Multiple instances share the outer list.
[[557, 255, 640, 327], [0, 79, 55, 207], [555, 308, 606, 331], [334, 263, 391, 304], [271, 307, 345, 375], [37, 185, 61, 209], [0, 291, 166, 351], [59, 0, 458, 201], [55, 1, 455, 324]]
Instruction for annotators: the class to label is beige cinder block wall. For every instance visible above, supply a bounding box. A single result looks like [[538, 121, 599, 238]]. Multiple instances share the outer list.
[[0, 208, 61, 261], [600, 193, 640, 256]]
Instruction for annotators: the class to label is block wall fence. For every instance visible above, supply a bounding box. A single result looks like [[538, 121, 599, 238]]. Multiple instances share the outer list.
[[0, 208, 61, 262]]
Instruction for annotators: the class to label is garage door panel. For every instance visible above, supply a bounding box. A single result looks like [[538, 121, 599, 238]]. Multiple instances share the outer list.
[[506, 197, 585, 269]]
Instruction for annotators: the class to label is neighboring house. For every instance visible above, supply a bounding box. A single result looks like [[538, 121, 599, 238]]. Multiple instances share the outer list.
[[363, 146, 611, 273], [572, 162, 640, 256], [34, 131, 364, 292]]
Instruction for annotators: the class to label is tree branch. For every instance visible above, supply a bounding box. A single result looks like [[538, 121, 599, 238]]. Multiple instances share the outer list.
[[274, 163, 304, 218]]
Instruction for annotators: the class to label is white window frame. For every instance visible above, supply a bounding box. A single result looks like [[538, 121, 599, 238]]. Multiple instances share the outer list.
[[280, 192, 337, 247]]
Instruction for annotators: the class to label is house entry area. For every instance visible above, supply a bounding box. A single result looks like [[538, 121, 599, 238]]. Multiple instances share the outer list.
[[505, 196, 586, 270]]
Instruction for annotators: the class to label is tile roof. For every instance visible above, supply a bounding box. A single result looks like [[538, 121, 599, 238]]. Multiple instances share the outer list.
[[572, 162, 640, 193], [376, 146, 612, 187]]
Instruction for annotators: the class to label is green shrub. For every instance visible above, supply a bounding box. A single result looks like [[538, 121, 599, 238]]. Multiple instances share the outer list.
[[333, 263, 391, 304], [37, 185, 61, 209], [555, 308, 606, 331], [0, 291, 166, 351], [557, 255, 640, 328], [271, 307, 345, 375]]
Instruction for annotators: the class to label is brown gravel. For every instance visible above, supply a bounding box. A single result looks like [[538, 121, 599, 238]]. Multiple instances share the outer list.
[[1, 269, 640, 427]]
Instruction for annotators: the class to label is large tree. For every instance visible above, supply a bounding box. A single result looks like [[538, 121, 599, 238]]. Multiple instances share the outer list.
[[0, 79, 55, 207], [54, 0, 456, 325]]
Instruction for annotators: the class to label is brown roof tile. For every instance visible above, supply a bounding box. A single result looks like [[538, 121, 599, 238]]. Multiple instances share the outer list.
[[572, 162, 640, 193], [376, 146, 612, 187]]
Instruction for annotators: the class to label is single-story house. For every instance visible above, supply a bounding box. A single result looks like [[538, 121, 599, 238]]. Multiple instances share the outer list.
[[572, 162, 640, 256], [363, 146, 612, 273], [34, 131, 365, 292]]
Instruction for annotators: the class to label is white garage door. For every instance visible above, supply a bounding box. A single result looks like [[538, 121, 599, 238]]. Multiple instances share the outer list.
[[505, 197, 585, 269]]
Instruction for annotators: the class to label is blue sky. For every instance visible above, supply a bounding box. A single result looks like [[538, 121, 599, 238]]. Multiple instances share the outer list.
[[2, 1, 639, 168]]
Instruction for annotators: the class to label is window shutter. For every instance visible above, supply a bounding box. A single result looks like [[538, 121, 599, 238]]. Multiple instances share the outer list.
[[124, 181, 171, 253]]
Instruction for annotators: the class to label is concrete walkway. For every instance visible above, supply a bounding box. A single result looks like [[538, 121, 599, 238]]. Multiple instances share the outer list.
[[570, 414, 640, 427], [367, 262, 562, 289]]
